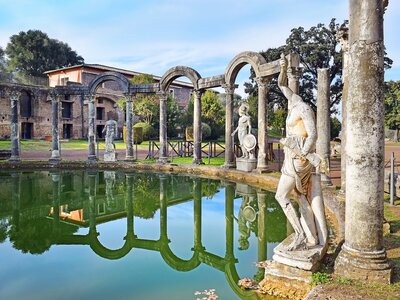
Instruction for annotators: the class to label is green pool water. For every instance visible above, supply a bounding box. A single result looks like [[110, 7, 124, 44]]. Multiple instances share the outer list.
[[0, 170, 287, 300]]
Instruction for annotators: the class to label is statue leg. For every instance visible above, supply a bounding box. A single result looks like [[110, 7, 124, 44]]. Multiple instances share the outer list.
[[275, 174, 307, 250], [298, 194, 318, 247]]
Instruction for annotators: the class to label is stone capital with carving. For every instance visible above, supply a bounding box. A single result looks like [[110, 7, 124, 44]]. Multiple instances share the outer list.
[[287, 67, 303, 81], [336, 26, 349, 53], [222, 84, 238, 95], [7, 89, 21, 102], [157, 91, 168, 101], [254, 76, 272, 89]]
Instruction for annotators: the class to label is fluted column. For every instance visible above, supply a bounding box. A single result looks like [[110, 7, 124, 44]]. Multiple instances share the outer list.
[[222, 84, 237, 168], [158, 92, 168, 163], [335, 0, 391, 283], [255, 77, 271, 171], [193, 90, 204, 164], [49, 91, 61, 163], [336, 26, 349, 195], [9, 90, 21, 162], [125, 94, 134, 161], [87, 94, 97, 163], [316, 68, 332, 185]]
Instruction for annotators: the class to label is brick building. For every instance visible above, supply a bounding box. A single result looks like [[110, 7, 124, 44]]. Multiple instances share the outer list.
[[0, 64, 193, 140]]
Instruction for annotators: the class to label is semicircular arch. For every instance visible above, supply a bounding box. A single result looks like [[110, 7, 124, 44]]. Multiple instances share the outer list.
[[225, 51, 267, 85], [88, 72, 130, 95], [159, 66, 201, 92]]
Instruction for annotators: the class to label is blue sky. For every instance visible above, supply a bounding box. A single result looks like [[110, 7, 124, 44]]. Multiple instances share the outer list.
[[0, 0, 399, 96]]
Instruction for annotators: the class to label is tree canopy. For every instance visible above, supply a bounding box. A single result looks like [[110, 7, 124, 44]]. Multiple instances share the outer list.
[[244, 18, 392, 113], [384, 80, 400, 141], [5, 30, 84, 77]]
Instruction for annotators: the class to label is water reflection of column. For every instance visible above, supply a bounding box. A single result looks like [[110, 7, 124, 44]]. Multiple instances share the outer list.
[[257, 190, 267, 262], [193, 179, 203, 250], [159, 175, 168, 241], [88, 171, 97, 234], [51, 171, 61, 232], [126, 173, 136, 239], [11, 172, 21, 228], [225, 182, 235, 259]]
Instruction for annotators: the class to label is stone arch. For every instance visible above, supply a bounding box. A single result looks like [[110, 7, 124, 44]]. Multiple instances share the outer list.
[[159, 66, 201, 92], [225, 51, 267, 85], [88, 72, 130, 95]]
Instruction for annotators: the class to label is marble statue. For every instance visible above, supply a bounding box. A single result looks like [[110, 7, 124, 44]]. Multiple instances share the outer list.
[[102, 119, 118, 162], [275, 54, 328, 252], [232, 103, 257, 172]]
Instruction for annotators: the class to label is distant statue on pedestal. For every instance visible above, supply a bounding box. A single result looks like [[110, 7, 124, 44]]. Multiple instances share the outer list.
[[102, 119, 118, 162], [232, 103, 257, 172]]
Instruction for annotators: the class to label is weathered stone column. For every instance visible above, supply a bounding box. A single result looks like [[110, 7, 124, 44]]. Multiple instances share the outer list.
[[49, 91, 61, 163], [9, 90, 21, 162], [255, 77, 271, 172], [159, 175, 168, 241], [316, 68, 332, 185], [88, 170, 97, 234], [336, 27, 349, 195], [158, 92, 168, 164], [222, 84, 237, 168], [225, 182, 235, 260], [125, 94, 134, 161], [193, 90, 204, 164], [87, 94, 97, 163], [125, 173, 136, 238], [335, 0, 392, 283]]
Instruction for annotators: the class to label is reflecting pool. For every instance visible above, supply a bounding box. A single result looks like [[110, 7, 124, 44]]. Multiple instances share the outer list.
[[0, 170, 288, 300]]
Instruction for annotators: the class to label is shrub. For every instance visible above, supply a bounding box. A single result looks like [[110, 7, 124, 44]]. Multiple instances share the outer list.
[[185, 123, 211, 141], [134, 122, 155, 141]]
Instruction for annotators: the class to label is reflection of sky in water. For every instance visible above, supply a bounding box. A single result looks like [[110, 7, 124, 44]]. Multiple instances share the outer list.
[[0, 171, 285, 300]]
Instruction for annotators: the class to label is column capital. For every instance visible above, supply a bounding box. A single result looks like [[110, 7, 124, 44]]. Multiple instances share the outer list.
[[192, 89, 203, 98], [157, 91, 168, 101], [124, 93, 133, 102], [254, 76, 272, 89], [222, 84, 238, 95], [7, 89, 21, 102], [287, 67, 303, 81], [336, 26, 349, 53]]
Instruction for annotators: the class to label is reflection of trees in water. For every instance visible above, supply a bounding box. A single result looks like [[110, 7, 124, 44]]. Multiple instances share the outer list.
[[8, 218, 78, 254], [0, 218, 8, 243], [133, 174, 160, 219]]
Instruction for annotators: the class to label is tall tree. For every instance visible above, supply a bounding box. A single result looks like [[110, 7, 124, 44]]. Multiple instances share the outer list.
[[384, 80, 400, 142], [131, 74, 159, 125], [244, 18, 392, 113], [5, 30, 84, 77]]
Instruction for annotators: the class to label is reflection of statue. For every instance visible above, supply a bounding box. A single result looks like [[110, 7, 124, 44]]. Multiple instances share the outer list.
[[104, 171, 116, 209], [275, 54, 327, 252], [237, 194, 257, 250], [102, 119, 118, 162]]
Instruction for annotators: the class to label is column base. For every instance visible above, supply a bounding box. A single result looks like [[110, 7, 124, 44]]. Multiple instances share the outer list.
[[158, 157, 168, 164], [335, 244, 392, 284], [192, 158, 205, 165], [8, 156, 21, 163], [124, 156, 135, 162], [49, 157, 61, 164], [87, 156, 98, 163], [253, 167, 270, 174], [223, 162, 236, 169]]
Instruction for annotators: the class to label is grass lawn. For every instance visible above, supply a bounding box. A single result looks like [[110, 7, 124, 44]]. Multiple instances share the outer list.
[[138, 156, 225, 166]]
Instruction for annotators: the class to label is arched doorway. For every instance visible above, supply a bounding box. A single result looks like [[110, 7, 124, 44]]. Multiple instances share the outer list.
[[159, 66, 202, 164]]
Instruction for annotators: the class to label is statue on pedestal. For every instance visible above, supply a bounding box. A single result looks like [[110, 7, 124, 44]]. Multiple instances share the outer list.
[[232, 103, 257, 172], [268, 54, 328, 273], [102, 119, 118, 162]]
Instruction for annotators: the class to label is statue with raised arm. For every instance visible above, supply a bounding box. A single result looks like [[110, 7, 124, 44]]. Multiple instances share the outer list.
[[274, 54, 327, 253], [102, 118, 118, 162]]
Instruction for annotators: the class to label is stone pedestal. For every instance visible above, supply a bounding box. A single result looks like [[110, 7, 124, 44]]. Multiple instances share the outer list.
[[271, 233, 328, 272], [104, 151, 116, 162], [236, 158, 257, 172]]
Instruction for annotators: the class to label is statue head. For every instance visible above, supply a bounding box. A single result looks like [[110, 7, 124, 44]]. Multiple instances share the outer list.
[[238, 102, 250, 116]]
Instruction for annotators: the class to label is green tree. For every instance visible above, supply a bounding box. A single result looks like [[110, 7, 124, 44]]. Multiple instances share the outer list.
[[330, 116, 341, 139], [5, 30, 84, 77], [384, 80, 400, 141], [166, 94, 181, 137], [244, 18, 392, 113], [200, 90, 225, 139]]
